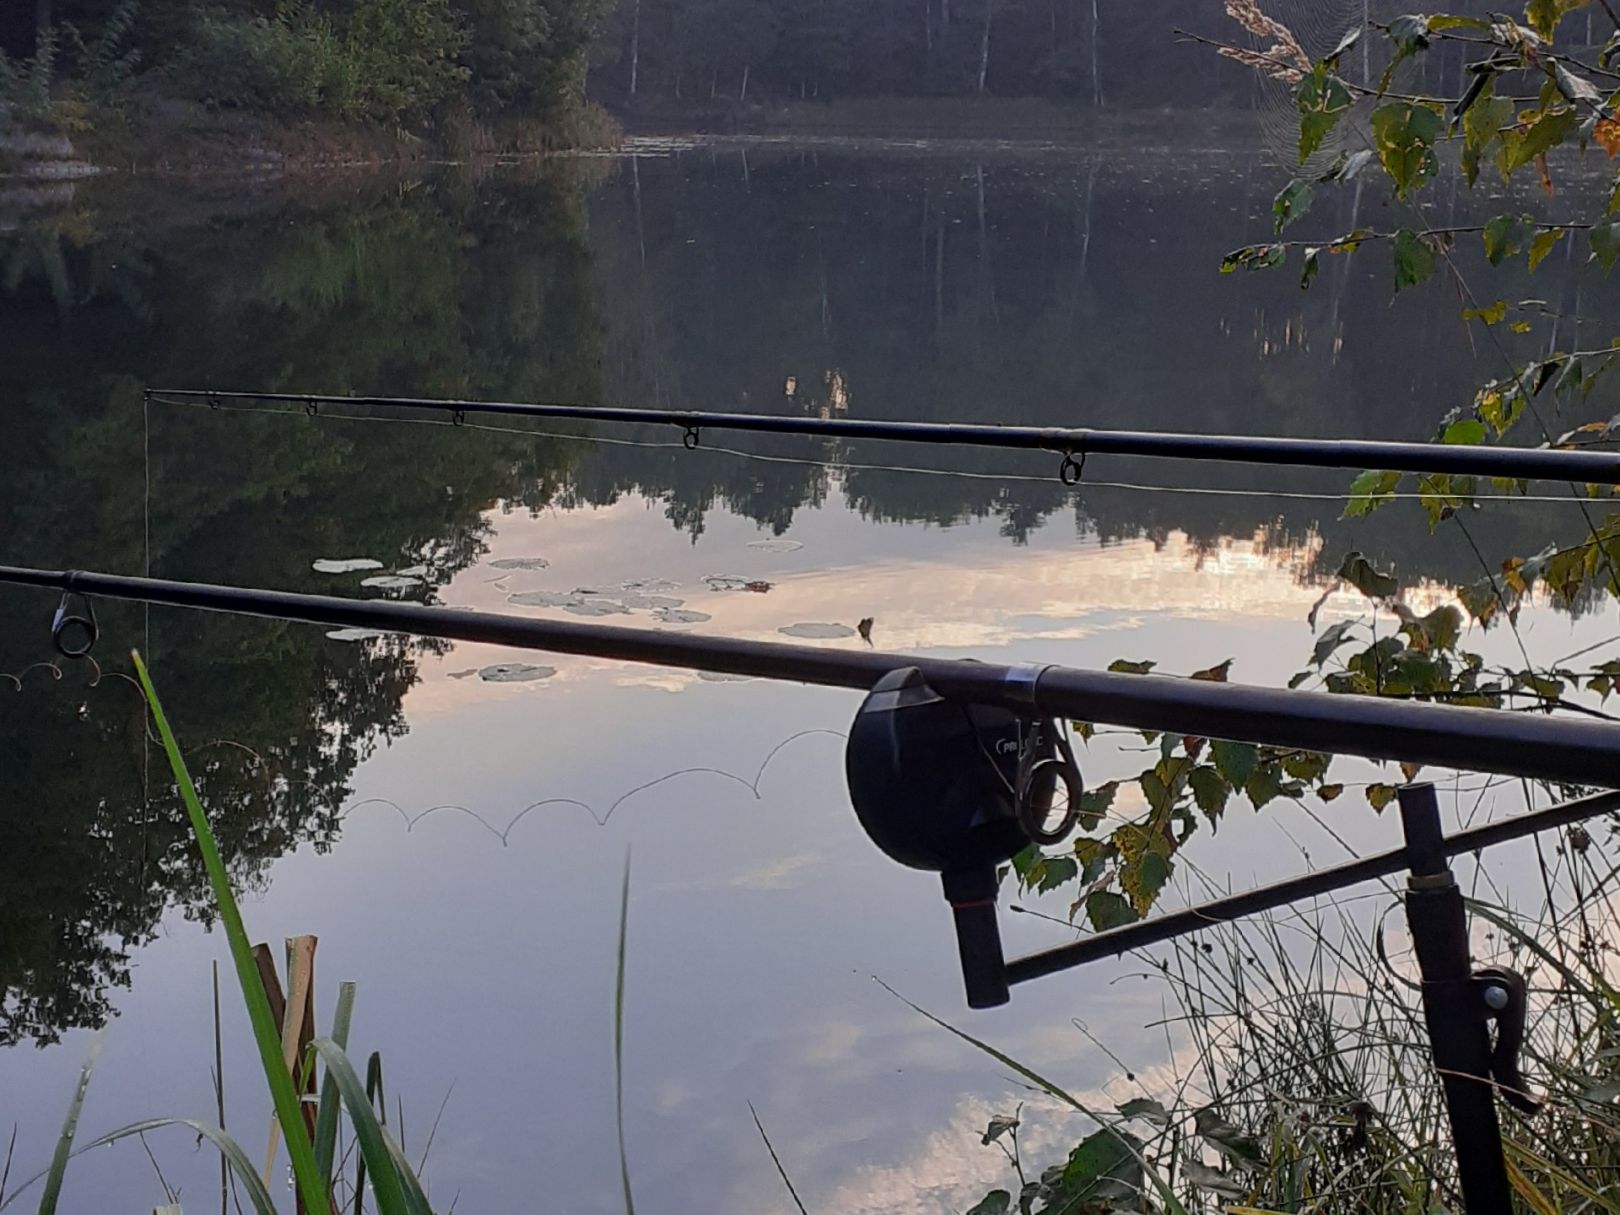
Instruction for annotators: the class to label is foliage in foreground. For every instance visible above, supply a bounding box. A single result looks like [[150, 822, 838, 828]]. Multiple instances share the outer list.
[[968, 834, 1620, 1213], [0, 652, 435, 1215]]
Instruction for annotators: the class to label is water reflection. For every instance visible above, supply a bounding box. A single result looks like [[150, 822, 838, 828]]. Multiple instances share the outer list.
[[0, 139, 1614, 1211]]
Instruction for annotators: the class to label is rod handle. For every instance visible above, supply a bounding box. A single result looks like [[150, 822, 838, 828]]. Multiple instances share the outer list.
[[943, 868, 1010, 1009]]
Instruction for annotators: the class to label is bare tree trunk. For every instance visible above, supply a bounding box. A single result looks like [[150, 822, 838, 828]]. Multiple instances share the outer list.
[[1090, 0, 1102, 105], [977, 0, 993, 93], [740, 62, 749, 101], [628, 0, 640, 97]]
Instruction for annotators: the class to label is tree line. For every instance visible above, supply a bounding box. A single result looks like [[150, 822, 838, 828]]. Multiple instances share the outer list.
[[588, 0, 1618, 110], [0, 0, 610, 129]]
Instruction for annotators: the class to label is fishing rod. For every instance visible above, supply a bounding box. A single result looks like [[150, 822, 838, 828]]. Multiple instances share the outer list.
[[7, 563, 1620, 788], [148, 387, 1620, 487]]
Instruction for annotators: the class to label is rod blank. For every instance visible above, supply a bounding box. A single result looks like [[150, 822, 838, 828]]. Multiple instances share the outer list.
[[5, 565, 1620, 790], [149, 388, 1620, 486]]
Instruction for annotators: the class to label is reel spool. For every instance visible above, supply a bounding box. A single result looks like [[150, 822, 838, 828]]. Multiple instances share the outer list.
[[845, 667, 1082, 1008]]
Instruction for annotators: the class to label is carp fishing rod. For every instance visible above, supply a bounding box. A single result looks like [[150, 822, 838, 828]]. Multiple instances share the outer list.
[[147, 387, 1620, 487], [9, 563, 1617, 1209]]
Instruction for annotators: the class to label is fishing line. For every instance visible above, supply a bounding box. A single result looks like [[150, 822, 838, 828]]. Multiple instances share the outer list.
[[145, 394, 1619, 508]]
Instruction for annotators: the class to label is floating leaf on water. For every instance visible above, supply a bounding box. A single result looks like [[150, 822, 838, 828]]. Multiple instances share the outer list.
[[697, 670, 754, 682], [563, 600, 630, 617], [313, 558, 384, 574], [621, 577, 680, 592], [478, 663, 558, 683], [655, 609, 712, 625], [778, 622, 856, 639], [703, 574, 753, 591], [490, 557, 550, 571], [447, 668, 479, 680], [396, 565, 430, 578], [746, 539, 804, 553], [360, 575, 423, 590], [621, 594, 685, 610], [325, 627, 387, 642], [508, 590, 584, 608]]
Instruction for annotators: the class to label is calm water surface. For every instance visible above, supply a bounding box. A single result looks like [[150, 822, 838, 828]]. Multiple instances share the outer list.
[[1, 136, 1615, 1212]]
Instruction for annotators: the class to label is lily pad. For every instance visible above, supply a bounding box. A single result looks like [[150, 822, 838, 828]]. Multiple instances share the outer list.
[[447, 668, 479, 680], [360, 575, 423, 590], [621, 577, 680, 592], [490, 557, 550, 571], [778, 622, 856, 639], [326, 627, 387, 642], [564, 600, 630, 617], [697, 670, 755, 683], [478, 663, 558, 683], [621, 593, 685, 610], [396, 564, 430, 578], [313, 558, 384, 574], [508, 590, 585, 609], [654, 609, 712, 625], [746, 539, 804, 553]]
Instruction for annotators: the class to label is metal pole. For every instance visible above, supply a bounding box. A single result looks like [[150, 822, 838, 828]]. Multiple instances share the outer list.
[[1399, 783, 1513, 1215], [149, 388, 1620, 486], [1005, 786, 1620, 984], [6, 565, 1620, 787]]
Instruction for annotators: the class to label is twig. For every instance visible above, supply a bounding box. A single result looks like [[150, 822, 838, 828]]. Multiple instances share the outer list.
[[748, 1102, 809, 1215]]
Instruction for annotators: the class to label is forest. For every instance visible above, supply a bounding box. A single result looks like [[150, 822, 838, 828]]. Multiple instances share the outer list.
[[588, 0, 1618, 109], [0, 0, 610, 131]]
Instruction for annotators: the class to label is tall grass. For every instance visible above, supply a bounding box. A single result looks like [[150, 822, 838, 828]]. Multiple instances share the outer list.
[[0, 652, 437, 1215], [960, 836, 1620, 1214]]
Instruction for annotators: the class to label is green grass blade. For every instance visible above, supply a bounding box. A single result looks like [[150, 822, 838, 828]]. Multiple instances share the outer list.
[[131, 651, 333, 1215], [615, 851, 636, 1215], [83, 1120, 278, 1215], [308, 1040, 427, 1215], [31, 1029, 101, 1215], [315, 982, 358, 1187]]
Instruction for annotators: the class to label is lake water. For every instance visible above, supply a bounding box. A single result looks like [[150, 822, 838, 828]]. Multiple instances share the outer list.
[[1, 136, 1616, 1213]]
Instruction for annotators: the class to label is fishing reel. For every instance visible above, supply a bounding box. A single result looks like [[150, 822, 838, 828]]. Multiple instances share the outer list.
[[845, 667, 1083, 1008]]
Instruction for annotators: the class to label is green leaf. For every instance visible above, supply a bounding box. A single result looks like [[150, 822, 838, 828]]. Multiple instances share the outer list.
[[1056, 1129, 1145, 1204], [1211, 740, 1259, 789], [131, 653, 334, 1215], [1244, 763, 1285, 809], [1086, 891, 1139, 931], [78, 1120, 279, 1215], [1336, 551, 1399, 599], [1462, 93, 1515, 185], [1530, 227, 1565, 272], [1036, 856, 1079, 893], [1344, 468, 1400, 517], [1297, 64, 1354, 162], [1189, 766, 1230, 818], [1527, 0, 1581, 40], [313, 981, 357, 1189], [1371, 102, 1442, 198], [967, 1191, 1011, 1215], [1443, 418, 1487, 445], [1367, 783, 1399, 812], [1273, 180, 1312, 234], [1125, 852, 1172, 912], [1483, 213, 1535, 265], [1592, 220, 1620, 271], [1076, 780, 1117, 833], [1392, 228, 1435, 291], [1498, 107, 1577, 178], [1312, 619, 1358, 665], [1300, 245, 1321, 290]]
